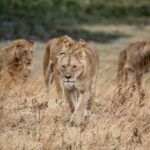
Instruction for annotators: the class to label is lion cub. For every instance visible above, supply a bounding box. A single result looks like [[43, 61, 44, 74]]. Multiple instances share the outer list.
[[57, 40, 100, 126], [0, 39, 35, 81]]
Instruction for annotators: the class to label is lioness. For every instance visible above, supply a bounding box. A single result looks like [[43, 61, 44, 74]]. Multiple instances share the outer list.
[[0, 39, 35, 79], [57, 40, 100, 126], [43, 35, 75, 95], [118, 40, 150, 100]]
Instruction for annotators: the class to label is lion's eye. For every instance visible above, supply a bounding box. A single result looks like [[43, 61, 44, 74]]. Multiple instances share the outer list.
[[61, 65, 66, 69], [24, 50, 27, 53], [72, 65, 77, 69]]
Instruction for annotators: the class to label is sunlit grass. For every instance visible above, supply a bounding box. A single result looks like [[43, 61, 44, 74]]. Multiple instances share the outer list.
[[0, 25, 150, 150]]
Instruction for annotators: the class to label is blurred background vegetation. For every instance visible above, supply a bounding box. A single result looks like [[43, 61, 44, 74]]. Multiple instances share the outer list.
[[0, 0, 150, 41]]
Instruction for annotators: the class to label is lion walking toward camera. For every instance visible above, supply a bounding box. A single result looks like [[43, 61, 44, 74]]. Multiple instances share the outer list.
[[57, 40, 100, 126], [117, 40, 150, 101]]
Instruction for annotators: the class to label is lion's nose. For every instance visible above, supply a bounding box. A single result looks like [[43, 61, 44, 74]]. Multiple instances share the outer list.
[[27, 59, 32, 65], [24, 74, 28, 78], [65, 75, 71, 79], [23, 74, 29, 81]]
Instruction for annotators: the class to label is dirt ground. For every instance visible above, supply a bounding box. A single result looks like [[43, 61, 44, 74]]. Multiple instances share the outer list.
[[0, 25, 150, 150]]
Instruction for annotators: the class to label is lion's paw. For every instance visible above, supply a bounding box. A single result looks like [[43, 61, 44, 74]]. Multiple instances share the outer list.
[[70, 112, 84, 126]]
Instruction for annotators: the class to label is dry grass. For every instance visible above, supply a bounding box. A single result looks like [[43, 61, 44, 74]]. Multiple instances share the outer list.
[[0, 25, 150, 150]]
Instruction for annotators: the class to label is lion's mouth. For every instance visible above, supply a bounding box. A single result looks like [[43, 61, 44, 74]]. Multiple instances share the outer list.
[[26, 61, 31, 65], [63, 80, 75, 89], [64, 80, 75, 83], [63, 79, 75, 83]]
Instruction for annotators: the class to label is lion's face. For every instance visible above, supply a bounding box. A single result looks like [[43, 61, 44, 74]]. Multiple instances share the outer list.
[[58, 52, 85, 90], [14, 39, 36, 64]]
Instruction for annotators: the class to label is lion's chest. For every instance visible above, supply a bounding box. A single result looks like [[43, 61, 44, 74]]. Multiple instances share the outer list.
[[63, 82, 76, 91]]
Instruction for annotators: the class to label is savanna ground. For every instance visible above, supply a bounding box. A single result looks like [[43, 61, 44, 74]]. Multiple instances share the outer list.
[[0, 25, 150, 150]]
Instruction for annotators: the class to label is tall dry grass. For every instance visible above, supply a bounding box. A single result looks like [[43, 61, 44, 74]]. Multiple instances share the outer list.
[[0, 29, 150, 149], [0, 63, 150, 150]]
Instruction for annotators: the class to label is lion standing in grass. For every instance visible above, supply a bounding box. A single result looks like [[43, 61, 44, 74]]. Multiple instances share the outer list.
[[0, 39, 35, 80], [43, 35, 75, 95], [118, 40, 150, 101], [57, 40, 100, 126]]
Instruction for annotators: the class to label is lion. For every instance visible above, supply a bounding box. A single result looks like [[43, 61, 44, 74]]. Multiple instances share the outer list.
[[57, 40, 100, 126], [43, 35, 75, 95], [8, 59, 32, 82], [0, 39, 35, 79], [0, 59, 32, 100], [117, 40, 150, 101]]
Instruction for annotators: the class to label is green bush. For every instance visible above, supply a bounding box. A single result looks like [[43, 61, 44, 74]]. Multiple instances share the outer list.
[[0, 0, 150, 40]]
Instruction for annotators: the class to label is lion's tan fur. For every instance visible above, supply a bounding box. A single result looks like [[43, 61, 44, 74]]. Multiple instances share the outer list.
[[0, 39, 35, 81], [57, 40, 100, 125], [8, 59, 32, 81], [117, 40, 150, 99], [43, 35, 75, 94]]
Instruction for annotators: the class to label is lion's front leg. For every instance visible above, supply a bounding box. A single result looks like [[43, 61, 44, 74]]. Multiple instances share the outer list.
[[54, 69, 64, 99], [64, 90, 75, 113], [70, 91, 90, 126]]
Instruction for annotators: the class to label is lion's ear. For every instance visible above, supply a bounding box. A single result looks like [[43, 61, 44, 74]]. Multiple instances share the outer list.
[[29, 40, 34, 45], [16, 42, 23, 48], [79, 39, 86, 45], [60, 35, 72, 48], [12, 47, 20, 59], [60, 38, 71, 54], [74, 49, 86, 58], [29, 40, 36, 49], [80, 50, 86, 57], [62, 38, 70, 48]]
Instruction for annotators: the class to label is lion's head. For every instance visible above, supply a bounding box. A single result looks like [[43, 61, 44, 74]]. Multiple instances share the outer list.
[[57, 42, 87, 90], [12, 39, 36, 64]]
